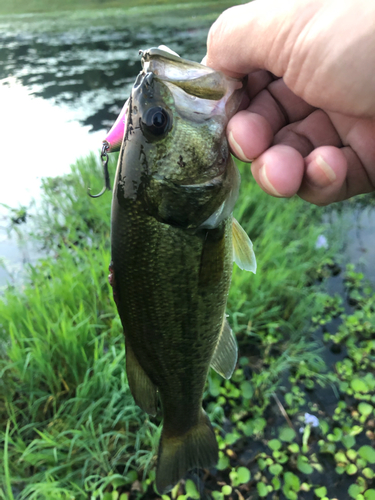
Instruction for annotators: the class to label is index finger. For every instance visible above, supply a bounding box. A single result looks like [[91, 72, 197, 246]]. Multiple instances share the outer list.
[[206, 0, 313, 79], [206, 2, 278, 77]]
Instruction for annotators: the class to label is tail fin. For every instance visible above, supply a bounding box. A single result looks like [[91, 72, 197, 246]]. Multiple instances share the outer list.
[[155, 409, 218, 494]]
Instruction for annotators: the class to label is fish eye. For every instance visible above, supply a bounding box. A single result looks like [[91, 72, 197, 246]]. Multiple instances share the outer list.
[[142, 107, 171, 137]]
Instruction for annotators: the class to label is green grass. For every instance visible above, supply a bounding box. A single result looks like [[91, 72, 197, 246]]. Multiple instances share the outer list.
[[0, 153, 345, 499]]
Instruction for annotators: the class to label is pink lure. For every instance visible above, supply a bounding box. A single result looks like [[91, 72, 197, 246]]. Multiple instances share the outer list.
[[103, 98, 129, 153]]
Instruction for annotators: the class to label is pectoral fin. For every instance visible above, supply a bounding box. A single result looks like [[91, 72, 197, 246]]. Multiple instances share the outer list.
[[232, 218, 257, 273], [125, 338, 157, 416], [211, 317, 238, 379], [199, 157, 240, 230]]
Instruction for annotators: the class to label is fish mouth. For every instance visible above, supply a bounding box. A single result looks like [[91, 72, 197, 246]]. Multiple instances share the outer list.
[[141, 46, 243, 101], [141, 47, 245, 122], [103, 46, 245, 151]]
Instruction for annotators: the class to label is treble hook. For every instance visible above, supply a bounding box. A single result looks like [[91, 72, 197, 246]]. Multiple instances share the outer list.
[[88, 141, 111, 198]]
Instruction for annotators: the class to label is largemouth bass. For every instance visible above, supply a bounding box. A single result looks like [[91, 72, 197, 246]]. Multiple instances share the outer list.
[[105, 47, 256, 494]]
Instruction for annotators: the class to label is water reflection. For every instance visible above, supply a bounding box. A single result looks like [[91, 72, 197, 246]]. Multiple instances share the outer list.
[[0, 5, 215, 132], [0, 80, 104, 206], [0, 5, 223, 203], [0, 81, 104, 286], [344, 209, 375, 285]]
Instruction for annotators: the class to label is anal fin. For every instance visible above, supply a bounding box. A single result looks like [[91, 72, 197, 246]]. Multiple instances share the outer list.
[[232, 217, 257, 273], [211, 316, 238, 379], [125, 338, 157, 416]]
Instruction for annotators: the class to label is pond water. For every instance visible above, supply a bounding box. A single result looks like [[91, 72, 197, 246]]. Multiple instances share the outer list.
[[0, 1, 234, 285]]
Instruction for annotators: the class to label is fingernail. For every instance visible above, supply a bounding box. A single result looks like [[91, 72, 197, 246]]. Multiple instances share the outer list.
[[316, 155, 336, 183], [259, 163, 282, 197], [228, 130, 253, 163], [307, 155, 337, 188]]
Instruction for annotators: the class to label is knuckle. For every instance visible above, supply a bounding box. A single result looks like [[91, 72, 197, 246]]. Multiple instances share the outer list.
[[207, 6, 233, 55], [207, 18, 221, 53]]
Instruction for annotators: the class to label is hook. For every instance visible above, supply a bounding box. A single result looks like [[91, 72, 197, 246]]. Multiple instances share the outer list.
[[88, 141, 111, 198]]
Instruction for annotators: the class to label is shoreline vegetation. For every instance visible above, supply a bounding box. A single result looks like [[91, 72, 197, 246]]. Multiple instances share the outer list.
[[1, 154, 374, 499], [0, 0, 239, 16]]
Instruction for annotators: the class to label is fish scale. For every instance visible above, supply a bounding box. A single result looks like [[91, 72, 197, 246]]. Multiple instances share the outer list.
[[111, 195, 232, 423]]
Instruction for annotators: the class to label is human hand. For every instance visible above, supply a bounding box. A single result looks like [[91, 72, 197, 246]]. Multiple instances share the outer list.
[[206, 0, 375, 205]]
